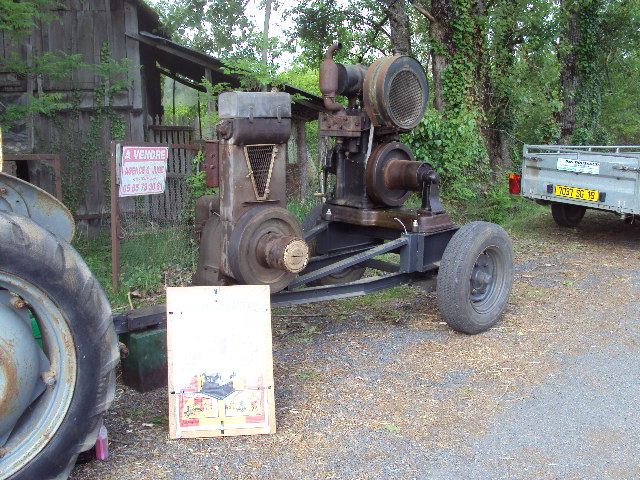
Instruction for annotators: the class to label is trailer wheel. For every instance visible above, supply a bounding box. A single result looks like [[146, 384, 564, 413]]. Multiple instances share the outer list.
[[436, 221, 513, 334], [0, 212, 118, 480], [551, 203, 586, 227], [301, 205, 365, 285]]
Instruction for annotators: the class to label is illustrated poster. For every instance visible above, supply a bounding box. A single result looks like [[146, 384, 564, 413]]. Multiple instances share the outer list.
[[166, 285, 275, 438]]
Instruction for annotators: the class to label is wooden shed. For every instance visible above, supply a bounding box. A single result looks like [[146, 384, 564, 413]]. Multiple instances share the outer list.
[[0, 0, 323, 225]]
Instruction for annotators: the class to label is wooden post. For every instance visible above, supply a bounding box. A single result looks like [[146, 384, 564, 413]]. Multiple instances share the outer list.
[[204, 68, 217, 139], [295, 119, 308, 200], [261, 0, 271, 92], [110, 141, 121, 289]]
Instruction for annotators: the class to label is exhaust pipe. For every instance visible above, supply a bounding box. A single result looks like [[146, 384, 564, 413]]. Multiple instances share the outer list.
[[319, 42, 346, 115]]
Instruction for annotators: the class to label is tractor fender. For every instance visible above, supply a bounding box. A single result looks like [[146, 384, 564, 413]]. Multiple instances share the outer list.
[[0, 172, 74, 242]]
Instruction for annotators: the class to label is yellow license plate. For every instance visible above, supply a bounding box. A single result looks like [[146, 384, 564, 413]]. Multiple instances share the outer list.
[[554, 185, 599, 202]]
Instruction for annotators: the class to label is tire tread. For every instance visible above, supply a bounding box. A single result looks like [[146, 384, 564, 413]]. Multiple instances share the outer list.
[[0, 212, 118, 480]]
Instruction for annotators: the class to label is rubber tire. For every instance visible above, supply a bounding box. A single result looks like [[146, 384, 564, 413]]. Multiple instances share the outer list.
[[436, 221, 513, 334], [0, 212, 118, 480], [301, 204, 366, 286], [551, 203, 586, 227]]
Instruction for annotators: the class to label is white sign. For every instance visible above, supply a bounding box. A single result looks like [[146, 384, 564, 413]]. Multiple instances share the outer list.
[[166, 285, 276, 439], [118, 146, 169, 197], [557, 157, 600, 175]]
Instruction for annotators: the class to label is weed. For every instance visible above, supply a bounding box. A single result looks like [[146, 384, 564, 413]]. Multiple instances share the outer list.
[[291, 325, 319, 344], [334, 285, 415, 312], [151, 415, 168, 426], [287, 197, 318, 223], [295, 369, 318, 381]]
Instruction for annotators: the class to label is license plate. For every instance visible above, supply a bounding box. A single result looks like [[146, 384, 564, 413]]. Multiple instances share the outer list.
[[554, 185, 599, 202]]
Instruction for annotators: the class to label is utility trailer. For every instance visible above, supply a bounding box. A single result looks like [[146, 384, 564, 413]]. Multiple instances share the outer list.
[[517, 145, 640, 227]]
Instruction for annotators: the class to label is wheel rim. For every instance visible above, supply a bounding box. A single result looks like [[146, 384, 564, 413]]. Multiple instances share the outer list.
[[0, 271, 76, 478], [469, 246, 506, 314]]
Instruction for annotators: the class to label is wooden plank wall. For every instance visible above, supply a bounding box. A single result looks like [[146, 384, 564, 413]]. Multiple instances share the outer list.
[[8, 0, 152, 226], [0, 29, 32, 153]]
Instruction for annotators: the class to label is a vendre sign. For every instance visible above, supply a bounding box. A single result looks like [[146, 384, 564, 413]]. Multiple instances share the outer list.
[[118, 146, 169, 197]]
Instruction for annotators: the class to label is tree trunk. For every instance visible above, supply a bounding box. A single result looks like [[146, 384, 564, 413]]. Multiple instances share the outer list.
[[557, 1, 580, 142], [428, 0, 454, 112], [480, 0, 520, 174], [386, 0, 411, 55]]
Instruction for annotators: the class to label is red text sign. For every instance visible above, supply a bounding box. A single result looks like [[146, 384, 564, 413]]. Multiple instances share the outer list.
[[119, 146, 169, 197]]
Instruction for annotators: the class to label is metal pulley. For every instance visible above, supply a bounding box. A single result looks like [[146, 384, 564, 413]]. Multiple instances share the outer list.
[[227, 206, 309, 292], [365, 141, 444, 212], [365, 142, 416, 206]]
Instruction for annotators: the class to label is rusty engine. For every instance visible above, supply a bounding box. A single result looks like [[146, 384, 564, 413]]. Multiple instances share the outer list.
[[317, 42, 452, 230], [193, 42, 454, 293]]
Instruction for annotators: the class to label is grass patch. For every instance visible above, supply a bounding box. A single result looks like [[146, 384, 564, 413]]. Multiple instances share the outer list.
[[287, 197, 319, 223], [73, 227, 196, 311], [294, 369, 318, 381], [331, 285, 415, 313], [498, 199, 549, 236]]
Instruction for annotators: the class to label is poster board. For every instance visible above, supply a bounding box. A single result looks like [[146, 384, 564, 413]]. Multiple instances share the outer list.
[[166, 285, 276, 438]]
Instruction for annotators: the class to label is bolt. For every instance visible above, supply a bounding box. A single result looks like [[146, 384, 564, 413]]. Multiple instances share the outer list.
[[9, 296, 26, 309], [41, 371, 56, 387], [0, 188, 6, 195]]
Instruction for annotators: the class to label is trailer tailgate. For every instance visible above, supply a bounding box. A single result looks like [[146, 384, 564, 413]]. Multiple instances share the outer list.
[[521, 145, 640, 215]]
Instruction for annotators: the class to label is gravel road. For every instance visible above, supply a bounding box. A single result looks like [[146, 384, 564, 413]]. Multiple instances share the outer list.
[[70, 210, 640, 480]]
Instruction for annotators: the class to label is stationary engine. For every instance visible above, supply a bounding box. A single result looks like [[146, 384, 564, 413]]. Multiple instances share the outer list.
[[194, 43, 453, 293], [317, 42, 452, 232], [193, 92, 310, 292]]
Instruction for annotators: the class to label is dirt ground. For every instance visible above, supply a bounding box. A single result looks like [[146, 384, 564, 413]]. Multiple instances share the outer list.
[[70, 210, 640, 480]]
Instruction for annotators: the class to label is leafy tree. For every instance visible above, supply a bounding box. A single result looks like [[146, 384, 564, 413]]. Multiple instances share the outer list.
[[289, 0, 393, 66], [555, 0, 640, 144], [153, 0, 291, 80]]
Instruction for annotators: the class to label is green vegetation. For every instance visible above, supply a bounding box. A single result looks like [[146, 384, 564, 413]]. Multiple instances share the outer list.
[[73, 228, 198, 311], [0, 0, 82, 128]]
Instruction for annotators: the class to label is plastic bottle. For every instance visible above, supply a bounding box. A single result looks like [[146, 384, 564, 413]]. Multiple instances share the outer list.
[[95, 420, 109, 461]]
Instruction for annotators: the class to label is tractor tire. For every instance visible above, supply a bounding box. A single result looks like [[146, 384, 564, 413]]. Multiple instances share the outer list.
[[436, 221, 513, 334], [301, 204, 365, 286], [0, 212, 118, 480], [551, 203, 586, 227]]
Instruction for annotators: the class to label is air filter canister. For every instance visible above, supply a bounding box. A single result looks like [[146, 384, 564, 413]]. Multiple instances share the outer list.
[[363, 55, 429, 132]]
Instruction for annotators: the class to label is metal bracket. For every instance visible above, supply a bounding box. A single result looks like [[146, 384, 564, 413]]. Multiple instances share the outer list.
[[288, 236, 409, 288]]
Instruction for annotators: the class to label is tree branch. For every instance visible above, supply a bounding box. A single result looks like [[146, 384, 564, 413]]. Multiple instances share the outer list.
[[347, 11, 391, 40], [408, 0, 435, 23]]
